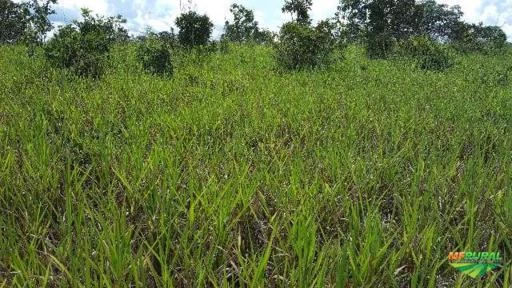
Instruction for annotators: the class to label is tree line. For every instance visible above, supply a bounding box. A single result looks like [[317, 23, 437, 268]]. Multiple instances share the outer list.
[[0, 0, 508, 77], [337, 0, 507, 57]]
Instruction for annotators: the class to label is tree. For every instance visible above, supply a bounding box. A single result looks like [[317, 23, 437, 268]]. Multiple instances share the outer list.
[[253, 28, 276, 44], [338, 0, 396, 57], [338, 0, 468, 58], [0, 0, 57, 44], [338, 0, 464, 40], [282, 0, 313, 25], [175, 11, 213, 47], [222, 4, 274, 44], [223, 4, 259, 43], [476, 25, 507, 48], [451, 22, 507, 53], [275, 21, 335, 70], [338, 0, 399, 57], [0, 0, 30, 43], [26, 0, 58, 43], [44, 9, 128, 78], [388, 0, 417, 39], [74, 9, 128, 43], [414, 0, 463, 41], [157, 30, 175, 43], [337, 0, 369, 41]]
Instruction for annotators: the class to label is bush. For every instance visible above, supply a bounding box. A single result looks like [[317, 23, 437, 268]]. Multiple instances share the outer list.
[[275, 22, 335, 71], [366, 32, 396, 59], [44, 25, 107, 78], [43, 9, 127, 78], [254, 29, 276, 45], [175, 11, 213, 48], [136, 37, 173, 76], [399, 36, 453, 71], [219, 38, 230, 53], [156, 30, 180, 49], [418, 49, 452, 71]]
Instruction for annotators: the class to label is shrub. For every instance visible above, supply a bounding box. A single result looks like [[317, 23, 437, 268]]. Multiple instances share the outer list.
[[399, 36, 453, 71], [418, 49, 452, 71], [205, 40, 219, 54], [254, 29, 276, 45], [44, 25, 107, 78], [275, 22, 335, 71], [156, 30, 180, 49], [43, 9, 127, 78], [366, 32, 396, 59], [175, 11, 213, 48], [136, 37, 173, 76], [219, 38, 230, 53]]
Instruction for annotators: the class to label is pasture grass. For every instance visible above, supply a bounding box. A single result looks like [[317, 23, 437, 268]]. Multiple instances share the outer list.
[[0, 44, 511, 287]]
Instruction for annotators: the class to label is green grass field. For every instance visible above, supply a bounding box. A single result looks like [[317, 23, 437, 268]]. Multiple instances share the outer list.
[[0, 44, 511, 287]]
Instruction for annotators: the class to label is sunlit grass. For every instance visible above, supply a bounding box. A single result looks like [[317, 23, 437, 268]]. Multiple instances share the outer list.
[[0, 44, 511, 287]]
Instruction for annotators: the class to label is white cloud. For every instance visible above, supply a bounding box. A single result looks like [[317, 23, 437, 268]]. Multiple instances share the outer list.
[[186, 0, 234, 24], [119, 0, 237, 34], [310, 0, 338, 22], [133, 13, 174, 32], [128, 0, 178, 33], [437, 0, 512, 32], [253, 9, 266, 26], [437, 0, 481, 22], [57, 0, 109, 15]]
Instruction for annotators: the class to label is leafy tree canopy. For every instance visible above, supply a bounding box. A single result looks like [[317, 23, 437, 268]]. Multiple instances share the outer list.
[[282, 0, 313, 25], [0, 0, 57, 44], [223, 4, 274, 44], [0, 0, 30, 43], [223, 4, 258, 42], [338, 0, 507, 57], [175, 11, 213, 47]]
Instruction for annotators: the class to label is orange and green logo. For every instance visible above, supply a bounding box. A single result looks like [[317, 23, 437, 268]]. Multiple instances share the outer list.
[[448, 251, 503, 278]]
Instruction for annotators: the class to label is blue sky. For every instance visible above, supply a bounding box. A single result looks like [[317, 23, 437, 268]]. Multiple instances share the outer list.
[[44, 0, 512, 39]]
